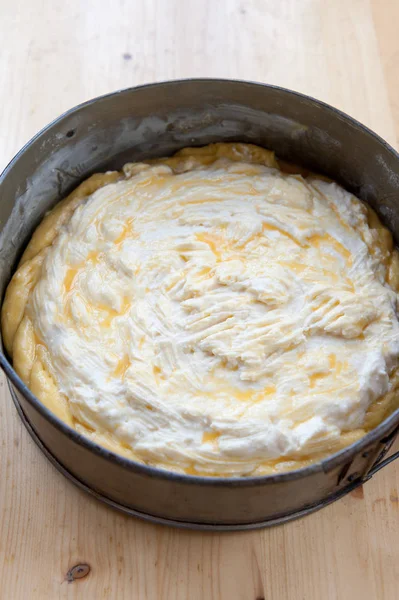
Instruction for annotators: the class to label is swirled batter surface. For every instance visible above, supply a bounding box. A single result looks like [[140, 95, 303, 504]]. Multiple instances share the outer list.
[[3, 143, 399, 475]]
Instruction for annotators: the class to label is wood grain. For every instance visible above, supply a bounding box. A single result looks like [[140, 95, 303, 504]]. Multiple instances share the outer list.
[[0, 1, 398, 598]]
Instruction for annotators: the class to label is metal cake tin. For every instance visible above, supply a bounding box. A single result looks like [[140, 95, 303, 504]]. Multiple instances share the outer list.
[[1, 79, 399, 530]]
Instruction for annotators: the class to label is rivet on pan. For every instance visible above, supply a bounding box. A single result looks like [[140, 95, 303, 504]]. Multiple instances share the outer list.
[[347, 472, 360, 483], [66, 563, 91, 583], [362, 451, 370, 458]]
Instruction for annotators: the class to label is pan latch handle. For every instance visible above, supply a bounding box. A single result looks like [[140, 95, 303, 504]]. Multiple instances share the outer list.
[[363, 425, 399, 481], [365, 450, 399, 479]]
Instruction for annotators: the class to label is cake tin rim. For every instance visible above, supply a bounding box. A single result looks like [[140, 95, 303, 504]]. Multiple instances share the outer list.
[[1, 77, 399, 487]]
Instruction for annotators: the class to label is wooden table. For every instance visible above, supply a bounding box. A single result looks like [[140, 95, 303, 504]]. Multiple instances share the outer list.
[[1, 1, 398, 598]]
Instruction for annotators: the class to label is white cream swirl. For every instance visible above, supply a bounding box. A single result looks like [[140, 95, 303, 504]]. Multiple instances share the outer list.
[[27, 156, 399, 475]]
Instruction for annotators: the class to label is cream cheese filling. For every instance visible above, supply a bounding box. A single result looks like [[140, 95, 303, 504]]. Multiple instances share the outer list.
[[3, 143, 399, 476]]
